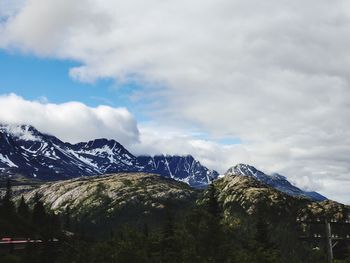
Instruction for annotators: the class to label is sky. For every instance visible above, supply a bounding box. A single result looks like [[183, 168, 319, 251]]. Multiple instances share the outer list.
[[0, 0, 350, 204]]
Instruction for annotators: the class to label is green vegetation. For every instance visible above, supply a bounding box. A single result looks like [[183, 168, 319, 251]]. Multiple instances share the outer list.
[[0, 178, 62, 263], [1, 175, 350, 262]]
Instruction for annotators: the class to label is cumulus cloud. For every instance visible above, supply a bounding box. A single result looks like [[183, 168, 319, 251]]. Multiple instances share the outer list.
[[0, 94, 139, 145], [1, 0, 350, 203]]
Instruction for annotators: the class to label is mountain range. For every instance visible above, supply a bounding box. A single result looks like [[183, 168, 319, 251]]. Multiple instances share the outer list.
[[0, 123, 326, 200], [0, 124, 218, 187], [16, 171, 348, 238]]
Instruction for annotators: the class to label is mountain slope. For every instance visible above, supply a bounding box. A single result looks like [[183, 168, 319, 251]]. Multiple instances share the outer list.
[[226, 164, 327, 201], [0, 124, 96, 179], [213, 172, 349, 220], [19, 173, 198, 236], [0, 124, 218, 187], [68, 138, 142, 174], [16, 171, 350, 238]]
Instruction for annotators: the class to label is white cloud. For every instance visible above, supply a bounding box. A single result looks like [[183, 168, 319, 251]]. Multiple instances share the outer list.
[[0, 93, 139, 145], [1, 0, 350, 204], [0, 0, 24, 19], [130, 123, 251, 173]]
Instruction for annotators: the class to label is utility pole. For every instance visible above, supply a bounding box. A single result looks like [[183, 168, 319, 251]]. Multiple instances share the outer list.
[[297, 216, 350, 262], [325, 218, 333, 263]]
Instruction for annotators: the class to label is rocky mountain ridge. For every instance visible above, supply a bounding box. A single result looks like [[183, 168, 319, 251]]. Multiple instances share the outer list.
[[17, 172, 349, 230], [226, 164, 327, 201], [214, 172, 349, 220], [0, 124, 218, 187]]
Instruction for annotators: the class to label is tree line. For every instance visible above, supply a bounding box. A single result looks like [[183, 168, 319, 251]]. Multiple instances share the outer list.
[[1, 179, 350, 262]]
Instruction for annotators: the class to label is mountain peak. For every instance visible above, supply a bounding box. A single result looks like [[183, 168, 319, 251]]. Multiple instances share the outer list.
[[0, 123, 43, 142], [226, 163, 266, 180], [75, 138, 124, 151], [136, 154, 219, 187], [225, 163, 327, 201]]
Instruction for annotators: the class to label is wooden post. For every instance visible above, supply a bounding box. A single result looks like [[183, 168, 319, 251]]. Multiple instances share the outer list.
[[325, 218, 333, 263]]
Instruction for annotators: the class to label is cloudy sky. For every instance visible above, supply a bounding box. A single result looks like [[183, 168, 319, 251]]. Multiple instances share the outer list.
[[0, 0, 350, 204]]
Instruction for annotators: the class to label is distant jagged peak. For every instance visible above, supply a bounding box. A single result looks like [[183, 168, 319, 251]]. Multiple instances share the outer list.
[[226, 163, 265, 178], [74, 138, 125, 151], [137, 154, 198, 164], [147, 154, 195, 159], [0, 123, 43, 142], [227, 164, 290, 184], [71, 138, 136, 164], [226, 164, 293, 184]]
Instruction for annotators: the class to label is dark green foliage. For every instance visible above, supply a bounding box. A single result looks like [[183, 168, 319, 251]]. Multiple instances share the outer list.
[[1, 178, 15, 216], [32, 192, 47, 227], [1, 179, 347, 262], [160, 206, 177, 262], [17, 195, 30, 219], [255, 213, 270, 247], [0, 186, 64, 263], [63, 206, 71, 231], [207, 182, 221, 219]]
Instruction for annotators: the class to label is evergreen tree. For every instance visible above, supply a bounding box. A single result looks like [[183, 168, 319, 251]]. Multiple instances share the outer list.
[[207, 181, 221, 220], [32, 192, 47, 229], [63, 206, 71, 231], [1, 177, 15, 216], [161, 204, 177, 262], [142, 222, 149, 238], [17, 195, 30, 219], [182, 186, 249, 262], [203, 181, 226, 261], [255, 213, 270, 247]]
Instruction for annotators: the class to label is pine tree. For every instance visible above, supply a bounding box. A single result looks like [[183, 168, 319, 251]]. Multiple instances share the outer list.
[[205, 180, 225, 262], [4, 177, 13, 200], [255, 213, 270, 246], [17, 195, 30, 219], [142, 222, 149, 238], [63, 206, 71, 231], [161, 204, 177, 262], [1, 177, 15, 217], [32, 192, 47, 228], [207, 181, 221, 220]]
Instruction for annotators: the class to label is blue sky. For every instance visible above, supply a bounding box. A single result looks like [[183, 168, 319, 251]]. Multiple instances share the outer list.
[[0, 49, 242, 145], [0, 50, 147, 119]]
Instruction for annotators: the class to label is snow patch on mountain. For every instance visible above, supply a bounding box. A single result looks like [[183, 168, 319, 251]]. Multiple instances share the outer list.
[[0, 124, 41, 142], [0, 124, 218, 187], [0, 154, 18, 167], [226, 164, 327, 201]]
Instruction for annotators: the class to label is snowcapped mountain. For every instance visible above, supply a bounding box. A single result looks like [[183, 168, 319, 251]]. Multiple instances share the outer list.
[[0, 124, 95, 179], [225, 164, 327, 201], [69, 139, 142, 174], [0, 124, 218, 187], [137, 155, 219, 187]]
